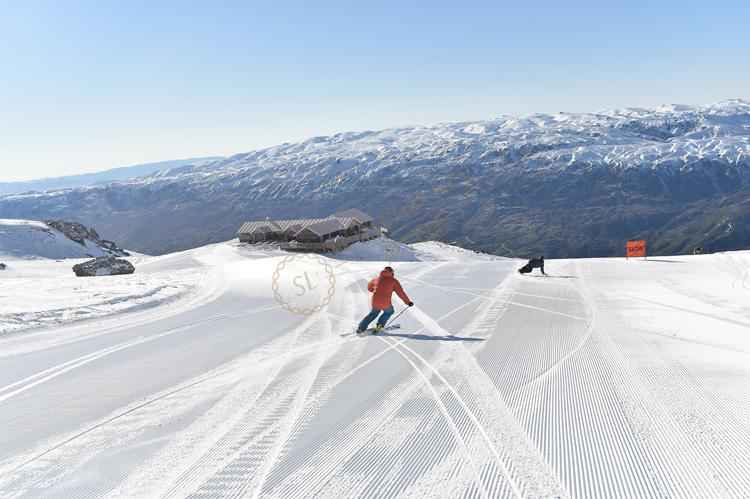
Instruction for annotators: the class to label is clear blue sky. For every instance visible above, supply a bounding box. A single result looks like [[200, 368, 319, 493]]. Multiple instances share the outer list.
[[1, 0, 748, 181]]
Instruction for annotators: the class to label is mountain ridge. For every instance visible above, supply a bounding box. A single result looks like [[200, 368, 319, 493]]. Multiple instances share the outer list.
[[0, 157, 223, 196]]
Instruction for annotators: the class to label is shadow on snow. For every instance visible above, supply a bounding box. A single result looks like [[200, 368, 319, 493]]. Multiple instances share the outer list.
[[527, 274, 579, 279], [384, 332, 484, 342]]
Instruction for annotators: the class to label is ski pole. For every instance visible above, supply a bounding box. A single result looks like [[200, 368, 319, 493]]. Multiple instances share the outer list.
[[385, 306, 409, 328]]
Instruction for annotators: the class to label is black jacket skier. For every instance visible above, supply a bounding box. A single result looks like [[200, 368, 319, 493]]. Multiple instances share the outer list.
[[518, 256, 545, 275]]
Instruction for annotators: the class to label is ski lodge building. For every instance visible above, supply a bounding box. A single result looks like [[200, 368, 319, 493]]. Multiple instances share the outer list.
[[237, 208, 380, 253]]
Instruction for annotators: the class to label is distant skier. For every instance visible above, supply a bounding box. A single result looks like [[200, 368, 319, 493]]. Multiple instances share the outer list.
[[518, 256, 545, 275], [693, 246, 703, 255], [356, 266, 413, 333]]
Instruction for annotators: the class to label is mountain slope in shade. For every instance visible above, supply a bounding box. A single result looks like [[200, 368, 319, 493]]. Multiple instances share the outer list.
[[0, 100, 749, 257]]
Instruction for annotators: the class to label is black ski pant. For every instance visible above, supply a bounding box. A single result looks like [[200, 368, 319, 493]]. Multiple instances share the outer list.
[[519, 263, 545, 275]]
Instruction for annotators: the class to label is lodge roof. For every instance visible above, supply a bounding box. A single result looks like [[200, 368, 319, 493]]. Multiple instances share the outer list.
[[237, 208, 373, 237], [333, 208, 373, 224], [302, 219, 345, 237]]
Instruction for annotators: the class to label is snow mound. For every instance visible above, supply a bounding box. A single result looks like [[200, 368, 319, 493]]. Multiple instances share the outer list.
[[410, 241, 511, 261], [227, 236, 502, 263], [0, 219, 124, 260], [331, 236, 420, 262]]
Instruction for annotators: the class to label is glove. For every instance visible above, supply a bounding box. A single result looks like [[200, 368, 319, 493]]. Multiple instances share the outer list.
[[408, 301, 414, 307]]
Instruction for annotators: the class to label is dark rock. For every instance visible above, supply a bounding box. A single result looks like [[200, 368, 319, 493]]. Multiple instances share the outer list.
[[0, 263, 6, 270], [46, 220, 88, 245], [72, 257, 135, 277]]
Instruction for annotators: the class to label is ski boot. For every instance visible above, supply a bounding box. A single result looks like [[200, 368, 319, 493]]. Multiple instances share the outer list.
[[374, 324, 385, 334]]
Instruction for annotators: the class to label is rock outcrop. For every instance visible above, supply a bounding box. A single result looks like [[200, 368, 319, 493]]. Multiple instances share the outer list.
[[45, 220, 129, 257], [72, 257, 135, 277]]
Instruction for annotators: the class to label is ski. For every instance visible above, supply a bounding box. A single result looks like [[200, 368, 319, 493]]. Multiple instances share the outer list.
[[362, 323, 401, 334], [340, 324, 401, 337]]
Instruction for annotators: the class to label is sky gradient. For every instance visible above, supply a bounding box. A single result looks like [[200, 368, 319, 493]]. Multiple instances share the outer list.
[[1, 0, 749, 181]]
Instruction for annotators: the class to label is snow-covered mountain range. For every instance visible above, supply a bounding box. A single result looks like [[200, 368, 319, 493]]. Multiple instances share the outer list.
[[1, 100, 749, 257]]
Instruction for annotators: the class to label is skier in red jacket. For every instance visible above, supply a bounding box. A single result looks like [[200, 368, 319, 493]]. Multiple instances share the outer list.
[[356, 266, 413, 333]]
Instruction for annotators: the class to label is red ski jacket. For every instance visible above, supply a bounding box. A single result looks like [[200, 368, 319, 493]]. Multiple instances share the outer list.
[[368, 269, 410, 310]]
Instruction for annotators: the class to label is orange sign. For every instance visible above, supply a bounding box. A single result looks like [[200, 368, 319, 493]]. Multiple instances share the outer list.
[[626, 240, 646, 258]]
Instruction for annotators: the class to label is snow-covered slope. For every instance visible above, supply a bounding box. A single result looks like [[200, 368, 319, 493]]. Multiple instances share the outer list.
[[333, 237, 508, 262], [0, 219, 126, 259], [1, 100, 749, 257], [0, 255, 203, 335], [1, 241, 749, 497], [410, 240, 509, 261]]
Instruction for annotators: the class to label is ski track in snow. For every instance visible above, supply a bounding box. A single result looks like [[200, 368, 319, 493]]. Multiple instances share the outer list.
[[1, 243, 750, 498]]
